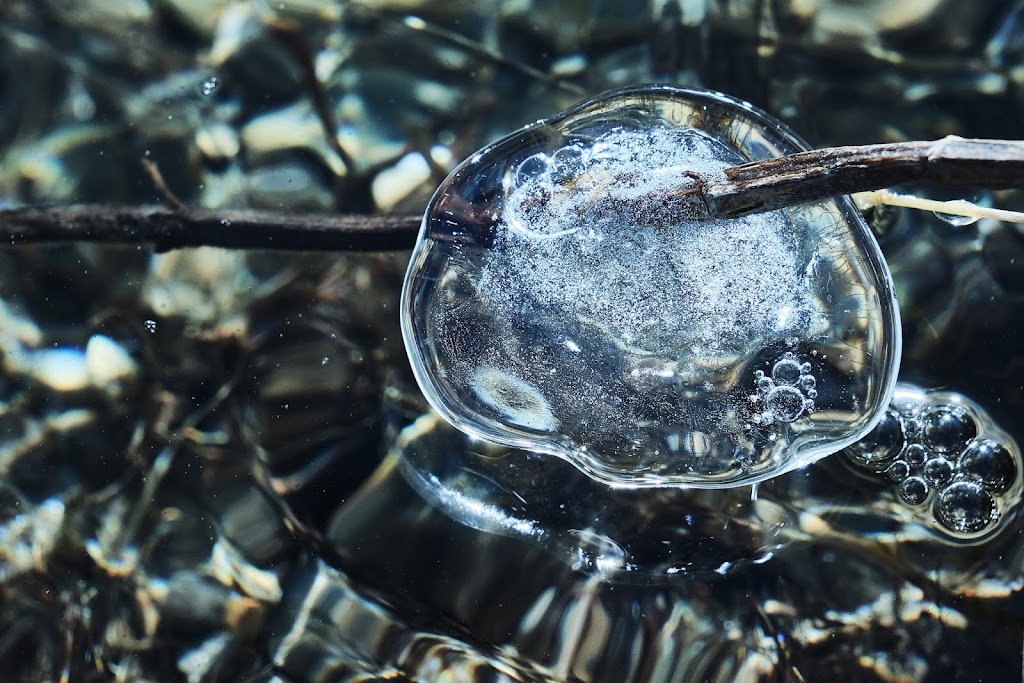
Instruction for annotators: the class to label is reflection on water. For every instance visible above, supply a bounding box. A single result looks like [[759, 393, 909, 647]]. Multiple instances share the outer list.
[[0, 1, 1023, 681]]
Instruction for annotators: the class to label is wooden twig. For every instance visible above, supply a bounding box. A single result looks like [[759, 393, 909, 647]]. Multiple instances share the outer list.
[[1, 136, 1023, 251], [266, 19, 357, 176], [0, 205, 421, 251], [696, 136, 1024, 218], [140, 158, 188, 212]]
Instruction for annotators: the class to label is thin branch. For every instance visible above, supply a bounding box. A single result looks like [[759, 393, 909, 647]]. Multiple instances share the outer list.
[[0, 205, 421, 251], [1, 136, 1023, 251], [266, 19, 357, 176], [140, 159, 187, 212], [695, 136, 1024, 218]]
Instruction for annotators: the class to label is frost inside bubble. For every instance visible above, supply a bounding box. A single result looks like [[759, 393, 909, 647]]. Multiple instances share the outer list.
[[401, 86, 902, 488]]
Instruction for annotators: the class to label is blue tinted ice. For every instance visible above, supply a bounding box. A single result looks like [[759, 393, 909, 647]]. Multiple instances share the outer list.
[[401, 86, 901, 488]]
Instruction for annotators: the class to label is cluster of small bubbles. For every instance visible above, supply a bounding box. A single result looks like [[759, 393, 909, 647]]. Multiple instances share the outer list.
[[200, 76, 220, 96], [750, 352, 816, 426], [842, 384, 1022, 541]]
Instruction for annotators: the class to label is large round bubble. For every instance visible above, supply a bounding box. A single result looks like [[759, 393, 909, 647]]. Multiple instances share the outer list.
[[401, 85, 901, 488]]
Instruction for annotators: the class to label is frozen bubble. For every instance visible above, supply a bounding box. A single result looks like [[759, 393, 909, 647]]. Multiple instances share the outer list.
[[903, 417, 922, 441], [847, 383, 1023, 544], [959, 439, 1017, 493], [904, 443, 926, 468], [921, 405, 976, 453], [922, 457, 953, 486], [402, 86, 901, 488], [935, 481, 995, 535], [771, 356, 802, 385], [885, 460, 909, 482], [765, 385, 807, 423], [845, 408, 904, 469], [897, 476, 929, 505]]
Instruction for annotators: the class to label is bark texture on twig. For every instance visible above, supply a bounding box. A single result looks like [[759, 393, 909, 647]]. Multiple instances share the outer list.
[[0, 205, 422, 251], [701, 136, 1024, 218]]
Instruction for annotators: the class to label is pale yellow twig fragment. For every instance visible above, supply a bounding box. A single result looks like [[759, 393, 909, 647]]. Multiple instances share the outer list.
[[853, 189, 1024, 224]]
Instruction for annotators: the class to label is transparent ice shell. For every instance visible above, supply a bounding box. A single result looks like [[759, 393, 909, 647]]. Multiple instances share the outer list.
[[401, 85, 901, 488]]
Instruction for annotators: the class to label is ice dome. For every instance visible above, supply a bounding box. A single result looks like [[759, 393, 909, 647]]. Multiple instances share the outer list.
[[401, 85, 901, 488]]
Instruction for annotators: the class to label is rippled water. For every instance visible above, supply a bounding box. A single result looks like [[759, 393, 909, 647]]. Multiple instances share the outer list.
[[0, 1, 1023, 681]]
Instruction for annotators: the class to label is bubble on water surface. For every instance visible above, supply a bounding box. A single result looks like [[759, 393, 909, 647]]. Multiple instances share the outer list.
[[842, 383, 1024, 544], [935, 481, 996, 535], [402, 85, 901, 488]]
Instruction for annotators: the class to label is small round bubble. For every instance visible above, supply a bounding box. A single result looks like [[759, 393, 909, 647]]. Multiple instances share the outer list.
[[200, 76, 219, 96], [765, 385, 807, 423], [771, 357, 802, 385], [898, 476, 929, 505], [935, 481, 996, 535], [885, 460, 909, 482], [923, 457, 953, 486], [958, 439, 1017, 493], [922, 405, 977, 453], [904, 443, 927, 468], [549, 145, 586, 183], [846, 409, 904, 468], [516, 153, 550, 183]]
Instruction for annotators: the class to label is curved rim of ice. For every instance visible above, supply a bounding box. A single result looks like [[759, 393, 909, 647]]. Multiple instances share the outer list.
[[401, 84, 902, 490]]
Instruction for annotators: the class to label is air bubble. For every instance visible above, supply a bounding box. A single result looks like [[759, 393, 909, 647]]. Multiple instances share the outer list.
[[921, 405, 976, 453], [752, 353, 818, 425], [922, 457, 953, 486], [771, 356, 802, 385], [765, 386, 806, 423], [934, 481, 996, 535], [200, 76, 219, 96], [898, 476, 929, 505], [885, 460, 909, 482], [904, 443, 926, 468], [516, 154, 550, 184], [549, 145, 586, 183], [845, 383, 1022, 544], [959, 439, 1017, 493], [845, 409, 904, 469]]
